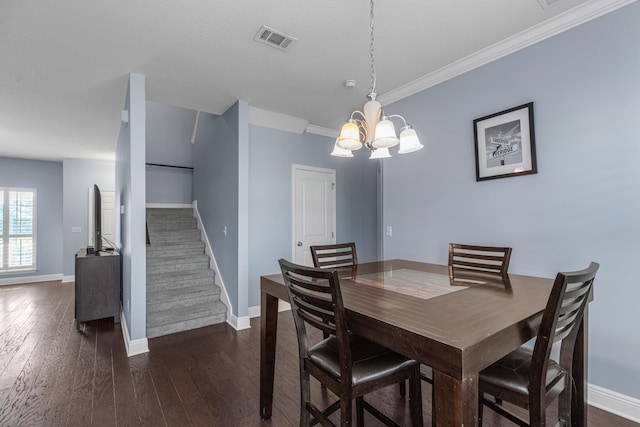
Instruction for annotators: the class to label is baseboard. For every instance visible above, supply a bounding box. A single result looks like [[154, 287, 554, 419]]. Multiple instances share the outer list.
[[589, 383, 640, 423], [192, 200, 233, 325], [0, 273, 63, 286], [145, 203, 193, 208], [227, 312, 251, 331], [62, 275, 75, 283], [248, 301, 291, 319], [120, 308, 149, 357], [248, 305, 260, 319]]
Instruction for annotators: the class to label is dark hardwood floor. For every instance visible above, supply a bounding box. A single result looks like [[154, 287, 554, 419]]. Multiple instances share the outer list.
[[0, 280, 637, 426]]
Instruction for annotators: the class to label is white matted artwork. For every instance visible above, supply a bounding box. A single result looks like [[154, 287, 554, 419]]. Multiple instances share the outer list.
[[473, 102, 537, 181]]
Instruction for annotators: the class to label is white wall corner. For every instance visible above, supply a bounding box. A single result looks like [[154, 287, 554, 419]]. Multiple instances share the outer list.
[[588, 383, 640, 423], [120, 307, 149, 357]]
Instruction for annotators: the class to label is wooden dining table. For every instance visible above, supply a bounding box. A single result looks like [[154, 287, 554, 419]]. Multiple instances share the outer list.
[[259, 260, 589, 426]]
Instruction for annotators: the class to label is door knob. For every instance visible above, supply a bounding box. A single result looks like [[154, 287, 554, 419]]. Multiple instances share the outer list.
[[297, 242, 303, 246]]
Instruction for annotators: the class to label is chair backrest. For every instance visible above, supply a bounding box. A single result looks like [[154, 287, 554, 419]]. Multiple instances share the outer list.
[[448, 243, 512, 285], [531, 262, 598, 396], [278, 258, 352, 375], [310, 242, 358, 270]]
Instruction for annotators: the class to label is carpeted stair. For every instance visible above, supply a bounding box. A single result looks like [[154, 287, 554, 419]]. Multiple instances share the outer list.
[[146, 208, 226, 338]]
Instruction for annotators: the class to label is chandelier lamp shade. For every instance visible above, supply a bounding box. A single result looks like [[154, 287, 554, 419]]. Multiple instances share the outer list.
[[332, 0, 424, 159]]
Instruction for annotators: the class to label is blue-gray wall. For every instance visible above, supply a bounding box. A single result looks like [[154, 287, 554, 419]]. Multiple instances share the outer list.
[[116, 73, 147, 341], [193, 105, 380, 313], [382, 2, 640, 399], [248, 125, 379, 307], [62, 159, 115, 276], [145, 165, 193, 204], [0, 157, 63, 279], [193, 103, 244, 317], [146, 101, 195, 204]]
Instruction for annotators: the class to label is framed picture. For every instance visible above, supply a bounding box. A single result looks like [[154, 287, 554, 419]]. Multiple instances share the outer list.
[[473, 102, 537, 181]]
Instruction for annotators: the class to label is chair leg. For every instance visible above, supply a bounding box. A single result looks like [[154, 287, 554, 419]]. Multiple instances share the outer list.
[[399, 380, 406, 397], [529, 394, 545, 427], [341, 392, 353, 426], [300, 370, 311, 426], [409, 370, 423, 427], [558, 380, 572, 426], [356, 396, 365, 427]]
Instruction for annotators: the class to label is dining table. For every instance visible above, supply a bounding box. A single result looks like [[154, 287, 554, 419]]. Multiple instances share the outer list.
[[259, 259, 590, 426]]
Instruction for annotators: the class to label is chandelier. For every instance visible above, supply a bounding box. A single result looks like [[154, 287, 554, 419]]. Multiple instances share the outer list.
[[331, 0, 424, 159]]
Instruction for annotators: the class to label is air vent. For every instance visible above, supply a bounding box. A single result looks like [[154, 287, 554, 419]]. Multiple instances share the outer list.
[[254, 25, 297, 51], [537, 0, 563, 9]]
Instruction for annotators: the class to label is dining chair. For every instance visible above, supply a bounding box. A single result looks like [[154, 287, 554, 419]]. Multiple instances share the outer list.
[[309, 242, 410, 397], [448, 243, 512, 286], [278, 259, 423, 427], [478, 261, 599, 426], [310, 242, 357, 345], [310, 242, 358, 270]]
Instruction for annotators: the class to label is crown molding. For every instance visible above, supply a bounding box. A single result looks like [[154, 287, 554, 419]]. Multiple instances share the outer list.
[[378, 0, 637, 106], [305, 124, 339, 138], [248, 106, 308, 134]]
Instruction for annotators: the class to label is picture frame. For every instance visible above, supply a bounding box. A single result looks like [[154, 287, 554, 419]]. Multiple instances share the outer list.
[[473, 102, 537, 181]]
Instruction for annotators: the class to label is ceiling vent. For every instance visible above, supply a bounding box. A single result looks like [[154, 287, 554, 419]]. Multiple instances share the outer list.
[[254, 25, 297, 51], [537, 0, 563, 8]]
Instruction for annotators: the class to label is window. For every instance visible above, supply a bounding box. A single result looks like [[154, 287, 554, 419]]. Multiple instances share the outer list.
[[1, 188, 37, 273]]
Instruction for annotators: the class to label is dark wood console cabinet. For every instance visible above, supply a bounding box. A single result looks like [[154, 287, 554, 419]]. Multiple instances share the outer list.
[[75, 248, 121, 330]]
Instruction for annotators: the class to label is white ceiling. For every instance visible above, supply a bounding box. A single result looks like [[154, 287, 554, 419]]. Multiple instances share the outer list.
[[0, 0, 632, 162]]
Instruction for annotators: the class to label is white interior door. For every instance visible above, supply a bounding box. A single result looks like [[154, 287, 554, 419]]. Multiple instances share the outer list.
[[88, 187, 116, 248], [293, 165, 336, 266], [101, 191, 116, 247]]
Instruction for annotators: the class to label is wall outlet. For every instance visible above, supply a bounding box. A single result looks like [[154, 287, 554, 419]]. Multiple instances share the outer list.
[[126, 299, 130, 312], [71, 227, 81, 233], [386, 226, 393, 237]]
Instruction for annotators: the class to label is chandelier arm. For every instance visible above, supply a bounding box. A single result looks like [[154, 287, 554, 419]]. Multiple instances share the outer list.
[[350, 110, 367, 122], [386, 114, 409, 128]]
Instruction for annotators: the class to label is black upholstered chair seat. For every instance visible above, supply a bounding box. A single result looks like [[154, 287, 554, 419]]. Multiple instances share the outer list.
[[308, 335, 419, 386], [480, 347, 565, 396]]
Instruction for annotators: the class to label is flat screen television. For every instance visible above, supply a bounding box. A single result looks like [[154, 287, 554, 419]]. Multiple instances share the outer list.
[[93, 184, 103, 254]]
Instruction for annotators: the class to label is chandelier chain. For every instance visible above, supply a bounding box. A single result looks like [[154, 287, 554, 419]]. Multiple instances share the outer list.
[[369, 0, 376, 96], [332, 0, 423, 158]]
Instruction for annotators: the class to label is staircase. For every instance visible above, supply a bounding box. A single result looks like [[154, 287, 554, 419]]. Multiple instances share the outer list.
[[146, 208, 226, 338]]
